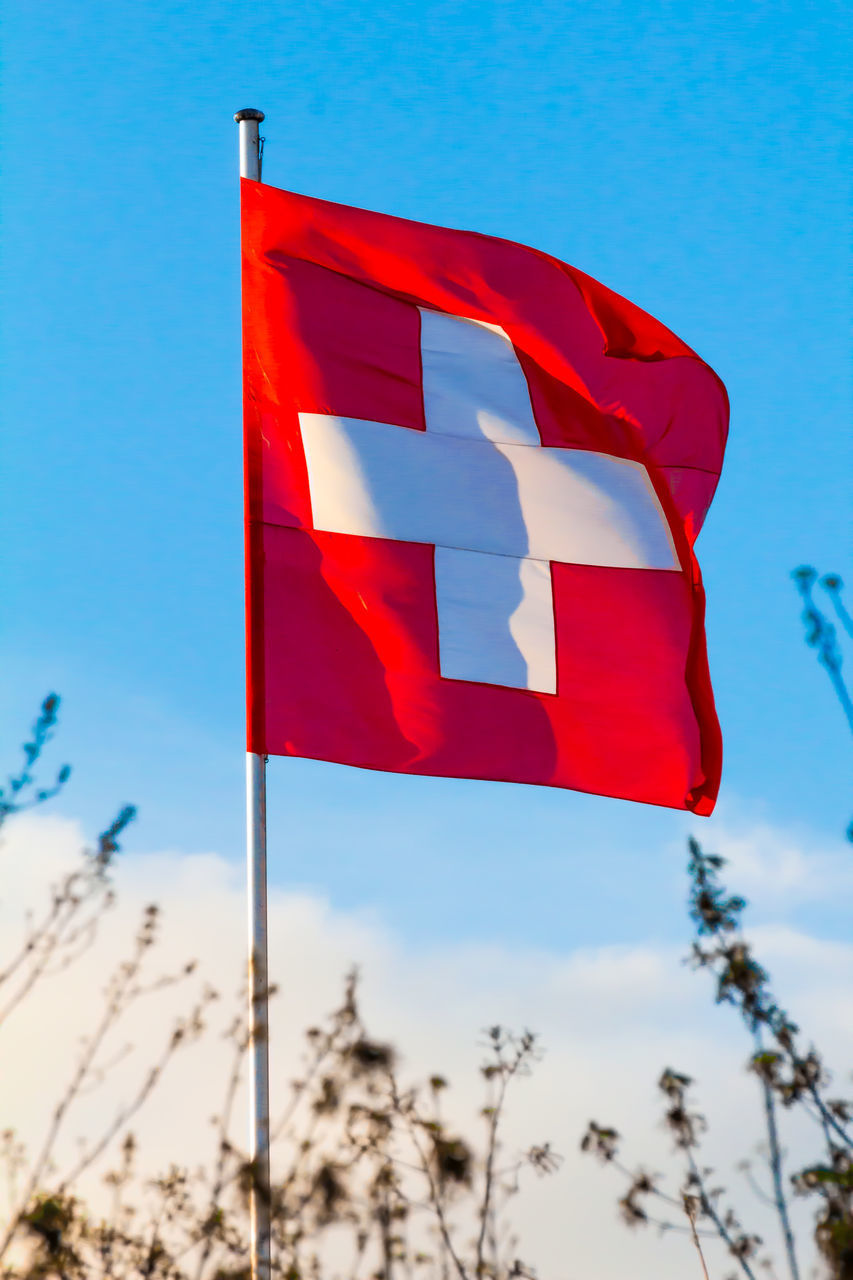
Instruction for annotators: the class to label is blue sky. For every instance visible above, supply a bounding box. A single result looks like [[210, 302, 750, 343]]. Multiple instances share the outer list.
[[3, 0, 851, 952]]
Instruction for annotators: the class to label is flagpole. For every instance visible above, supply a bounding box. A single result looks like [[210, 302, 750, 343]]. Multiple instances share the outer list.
[[235, 106, 271, 1280]]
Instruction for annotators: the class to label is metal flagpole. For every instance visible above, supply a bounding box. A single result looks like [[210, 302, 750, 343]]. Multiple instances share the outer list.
[[234, 106, 271, 1280]]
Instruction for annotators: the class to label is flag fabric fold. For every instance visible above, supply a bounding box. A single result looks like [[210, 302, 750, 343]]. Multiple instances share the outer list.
[[241, 178, 728, 813]]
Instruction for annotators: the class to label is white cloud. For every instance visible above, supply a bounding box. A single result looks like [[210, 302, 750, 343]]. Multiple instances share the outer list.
[[1, 812, 851, 1280], [693, 811, 853, 904]]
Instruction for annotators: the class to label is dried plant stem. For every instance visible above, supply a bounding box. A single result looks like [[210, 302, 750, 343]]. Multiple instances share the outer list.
[[758, 1068, 800, 1280], [59, 993, 211, 1195], [685, 1199, 711, 1280], [476, 1071, 509, 1275], [192, 1025, 247, 1280], [685, 1148, 758, 1280], [0, 883, 108, 1028], [392, 1080, 469, 1280], [0, 911, 157, 1260]]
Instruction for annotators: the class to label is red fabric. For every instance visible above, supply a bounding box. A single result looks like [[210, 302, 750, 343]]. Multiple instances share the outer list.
[[241, 179, 727, 813]]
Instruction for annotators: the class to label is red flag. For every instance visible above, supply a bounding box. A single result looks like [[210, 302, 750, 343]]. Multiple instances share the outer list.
[[241, 179, 727, 813]]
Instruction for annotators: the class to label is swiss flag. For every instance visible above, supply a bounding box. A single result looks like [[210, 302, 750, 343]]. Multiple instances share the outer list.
[[241, 179, 727, 813]]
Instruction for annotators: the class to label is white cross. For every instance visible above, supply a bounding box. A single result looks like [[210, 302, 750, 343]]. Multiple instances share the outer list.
[[299, 309, 678, 694]]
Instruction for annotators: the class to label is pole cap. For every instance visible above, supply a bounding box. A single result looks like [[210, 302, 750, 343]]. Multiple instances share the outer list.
[[234, 108, 265, 123]]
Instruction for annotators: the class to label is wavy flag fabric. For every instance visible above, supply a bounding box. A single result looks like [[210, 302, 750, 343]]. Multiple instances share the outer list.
[[240, 179, 728, 813]]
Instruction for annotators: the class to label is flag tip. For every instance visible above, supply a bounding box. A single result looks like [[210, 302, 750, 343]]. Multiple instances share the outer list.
[[234, 108, 265, 123]]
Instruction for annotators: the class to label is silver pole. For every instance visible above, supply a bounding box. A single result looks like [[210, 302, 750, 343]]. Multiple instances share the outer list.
[[235, 106, 271, 1280], [245, 749, 270, 1280], [236, 106, 264, 183]]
